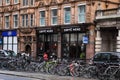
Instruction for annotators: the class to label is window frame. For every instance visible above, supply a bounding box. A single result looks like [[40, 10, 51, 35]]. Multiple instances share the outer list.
[[30, 0, 34, 6], [30, 14, 34, 27], [14, 0, 18, 4], [39, 10, 45, 26], [5, 15, 10, 29], [0, 0, 2, 6], [21, 14, 28, 27], [22, 0, 28, 6], [64, 6, 71, 24], [13, 14, 18, 28], [5, 0, 10, 5], [51, 8, 58, 25], [78, 4, 86, 23]]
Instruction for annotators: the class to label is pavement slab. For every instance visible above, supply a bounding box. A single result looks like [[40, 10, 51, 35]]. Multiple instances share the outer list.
[[0, 70, 97, 80]]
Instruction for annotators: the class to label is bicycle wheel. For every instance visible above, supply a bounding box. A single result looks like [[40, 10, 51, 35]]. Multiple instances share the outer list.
[[70, 65, 80, 77], [57, 65, 68, 76], [83, 66, 97, 79]]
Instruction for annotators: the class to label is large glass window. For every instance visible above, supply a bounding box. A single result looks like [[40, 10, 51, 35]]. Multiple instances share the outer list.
[[13, 14, 18, 28], [64, 7, 71, 24], [62, 33, 86, 59], [51, 9, 57, 25], [40, 11, 45, 26], [78, 5, 86, 23], [37, 34, 58, 58], [5, 16, 9, 29], [22, 14, 28, 27]]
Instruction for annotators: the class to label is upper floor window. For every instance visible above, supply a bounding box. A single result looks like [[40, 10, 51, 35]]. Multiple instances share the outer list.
[[5, 16, 10, 29], [64, 7, 71, 24], [14, 0, 18, 4], [30, 0, 34, 6], [13, 14, 18, 28], [22, 0, 28, 6], [6, 0, 10, 5], [39, 11, 45, 26], [0, 0, 2, 6], [78, 5, 86, 23], [51, 9, 57, 25], [30, 14, 34, 27], [22, 14, 28, 27]]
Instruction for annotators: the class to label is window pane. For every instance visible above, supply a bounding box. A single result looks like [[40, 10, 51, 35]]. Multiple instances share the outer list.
[[40, 11, 45, 26], [13, 15, 18, 27], [78, 5, 86, 22], [5, 16, 9, 28], [51, 9, 57, 25], [14, 0, 18, 3], [64, 7, 71, 23]]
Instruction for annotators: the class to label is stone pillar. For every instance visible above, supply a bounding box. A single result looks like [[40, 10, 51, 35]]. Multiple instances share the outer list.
[[95, 30, 102, 52], [57, 32, 61, 60], [116, 30, 120, 52]]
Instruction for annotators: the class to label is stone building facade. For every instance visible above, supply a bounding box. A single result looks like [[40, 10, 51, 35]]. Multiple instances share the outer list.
[[0, 0, 118, 60], [95, 0, 120, 53]]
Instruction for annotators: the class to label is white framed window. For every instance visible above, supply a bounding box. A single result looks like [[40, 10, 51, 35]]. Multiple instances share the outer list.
[[78, 5, 86, 23], [5, 16, 9, 29], [22, 0, 28, 6], [64, 7, 71, 24], [22, 14, 28, 27], [0, 0, 2, 6], [30, 0, 34, 6], [51, 9, 57, 25], [40, 11, 45, 26], [14, 0, 18, 4], [30, 14, 34, 27], [13, 14, 18, 28], [6, 0, 10, 5]]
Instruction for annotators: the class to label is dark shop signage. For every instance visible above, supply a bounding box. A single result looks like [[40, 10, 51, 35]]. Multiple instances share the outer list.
[[2, 30, 17, 36], [38, 29, 54, 33], [62, 27, 81, 32]]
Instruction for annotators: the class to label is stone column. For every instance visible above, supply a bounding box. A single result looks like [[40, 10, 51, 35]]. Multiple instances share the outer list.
[[116, 30, 120, 52], [95, 30, 102, 52], [57, 32, 61, 60]]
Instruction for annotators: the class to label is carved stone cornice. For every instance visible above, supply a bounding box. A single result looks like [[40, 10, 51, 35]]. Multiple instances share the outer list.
[[19, 28, 33, 34]]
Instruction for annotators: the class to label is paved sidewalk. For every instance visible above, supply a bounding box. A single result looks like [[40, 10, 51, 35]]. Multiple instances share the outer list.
[[0, 70, 97, 80]]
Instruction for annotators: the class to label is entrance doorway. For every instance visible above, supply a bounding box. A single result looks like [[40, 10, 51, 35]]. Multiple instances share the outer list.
[[25, 45, 31, 56], [101, 29, 117, 52]]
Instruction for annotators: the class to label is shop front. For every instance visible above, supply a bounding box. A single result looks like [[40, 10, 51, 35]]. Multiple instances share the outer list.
[[2, 30, 18, 53], [61, 26, 88, 59], [36, 27, 58, 59]]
